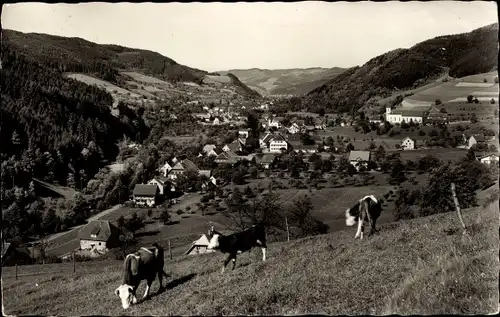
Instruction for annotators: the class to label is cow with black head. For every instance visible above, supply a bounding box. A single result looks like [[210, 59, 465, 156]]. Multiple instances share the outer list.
[[345, 195, 382, 239], [114, 243, 170, 309], [207, 224, 267, 273]]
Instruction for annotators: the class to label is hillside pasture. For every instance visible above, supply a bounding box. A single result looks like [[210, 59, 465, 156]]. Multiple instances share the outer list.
[[458, 71, 499, 83], [204, 75, 232, 84], [66, 73, 140, 98], [3, 203, 497, 316], [121, 71, 172, 87], [404, 73, 499, 104]]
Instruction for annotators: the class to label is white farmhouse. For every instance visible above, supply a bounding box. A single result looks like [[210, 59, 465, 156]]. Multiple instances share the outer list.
[[269, 135, 288, 153], [78, 221, 120, 252], [159, 161, 173, 177], [480, 154, 499, 165], [401, 137, 415, 150]]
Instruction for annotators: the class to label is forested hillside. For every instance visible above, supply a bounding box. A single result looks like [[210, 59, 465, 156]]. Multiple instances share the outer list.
[[1, 40, 150, 239], [3, 29, 208, 84], [304, 23, 499, 114]]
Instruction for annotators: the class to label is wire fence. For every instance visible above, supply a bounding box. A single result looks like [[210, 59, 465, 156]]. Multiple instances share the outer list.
[[2, 258, 121, 280]]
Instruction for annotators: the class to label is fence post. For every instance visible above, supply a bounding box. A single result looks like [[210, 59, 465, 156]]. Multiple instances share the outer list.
[[285, 216, 290, 242], [451, 182, 468, 235], [15, 264, 18, 280], [168, 240, 172, 260], [73, 252, 76, 273]]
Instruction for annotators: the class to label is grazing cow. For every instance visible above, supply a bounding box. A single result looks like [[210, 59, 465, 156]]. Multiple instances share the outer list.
[[207, 224, 267, 273], [345, 195, 382, 240], [114, 243, 170, 309]]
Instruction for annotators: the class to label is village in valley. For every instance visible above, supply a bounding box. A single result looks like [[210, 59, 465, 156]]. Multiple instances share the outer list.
[[1, 2, 499, 316]]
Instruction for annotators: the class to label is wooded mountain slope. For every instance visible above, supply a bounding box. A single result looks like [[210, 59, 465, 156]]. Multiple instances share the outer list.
[[304, 23, 499, 113], [3, 29, 208, 85]]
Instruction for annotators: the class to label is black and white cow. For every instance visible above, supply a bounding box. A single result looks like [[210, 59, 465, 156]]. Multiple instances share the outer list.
[[114, 243, 170, 309], [345, 195, 382, 240], [207, 224, 267, 273]]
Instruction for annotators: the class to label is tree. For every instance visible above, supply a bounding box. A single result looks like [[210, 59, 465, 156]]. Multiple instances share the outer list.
[[117, 215, 126, 229], [421, 163, 479, 214], [470, 113, 478, 124], [435, 99, 442, 106], [289, 195, 328, 237], [125, 212, 145, 238], [373, 145, 386, 164], [491, 98, 496, 104], [249, 166, 258, 179], [388, 159, 406, 185], [467, 95, 474, 103], [336, 156, 350, 173], [160, 208, 170, 224], [346, 143, 355, 152], [417, 155, 442, 172]]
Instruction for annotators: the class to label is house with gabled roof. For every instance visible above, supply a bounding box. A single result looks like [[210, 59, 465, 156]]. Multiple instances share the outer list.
[[215, 151, 239, 165], [78, 220, 120, 251], [169, 159, 200, 180], [148, 175, 174, 195], [223, 139, 244, 153], [348, 151, 371, 170], [268, 116, 285, 129], [255, 153, 277, 169], [159, 161, 173, 177], [479, 154, 499, 165], [468, 134, 486, 149], [133, 184, 159, 207], [401, 137, 416, 150], [288, 122, 303, 135], [259, 132, 274, 149], [203, 144, 217, 155], [426, 105, 448, 123], [314, 118, 327, 130], [184, 234, 216, 256], [269, 134, 288, 153]]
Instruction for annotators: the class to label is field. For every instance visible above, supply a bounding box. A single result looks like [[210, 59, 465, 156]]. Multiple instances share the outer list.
[[121, 71, 172, 87], [204, 75, 232, 84], [403, 71, 499, 105], [66, 73, 140, 98], [388, 148, 469, 163], [3, 201, 498, 315], [317, 128, 414, 150]]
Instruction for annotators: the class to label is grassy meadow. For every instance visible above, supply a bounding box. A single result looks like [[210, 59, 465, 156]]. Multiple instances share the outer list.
[[3, 201, 498, 316]]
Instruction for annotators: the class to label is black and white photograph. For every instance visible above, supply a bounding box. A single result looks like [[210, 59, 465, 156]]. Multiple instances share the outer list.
[[1, 1, 499, 315]]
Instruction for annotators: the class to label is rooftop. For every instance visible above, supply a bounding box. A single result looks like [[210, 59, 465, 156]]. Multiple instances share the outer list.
[[348, 150, 371, 162], [78, 220, 118, 242], [133, 184, 158, 196]]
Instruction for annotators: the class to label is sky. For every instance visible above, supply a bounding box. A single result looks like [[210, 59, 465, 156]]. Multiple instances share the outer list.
[[2, 2, 498, 72]]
